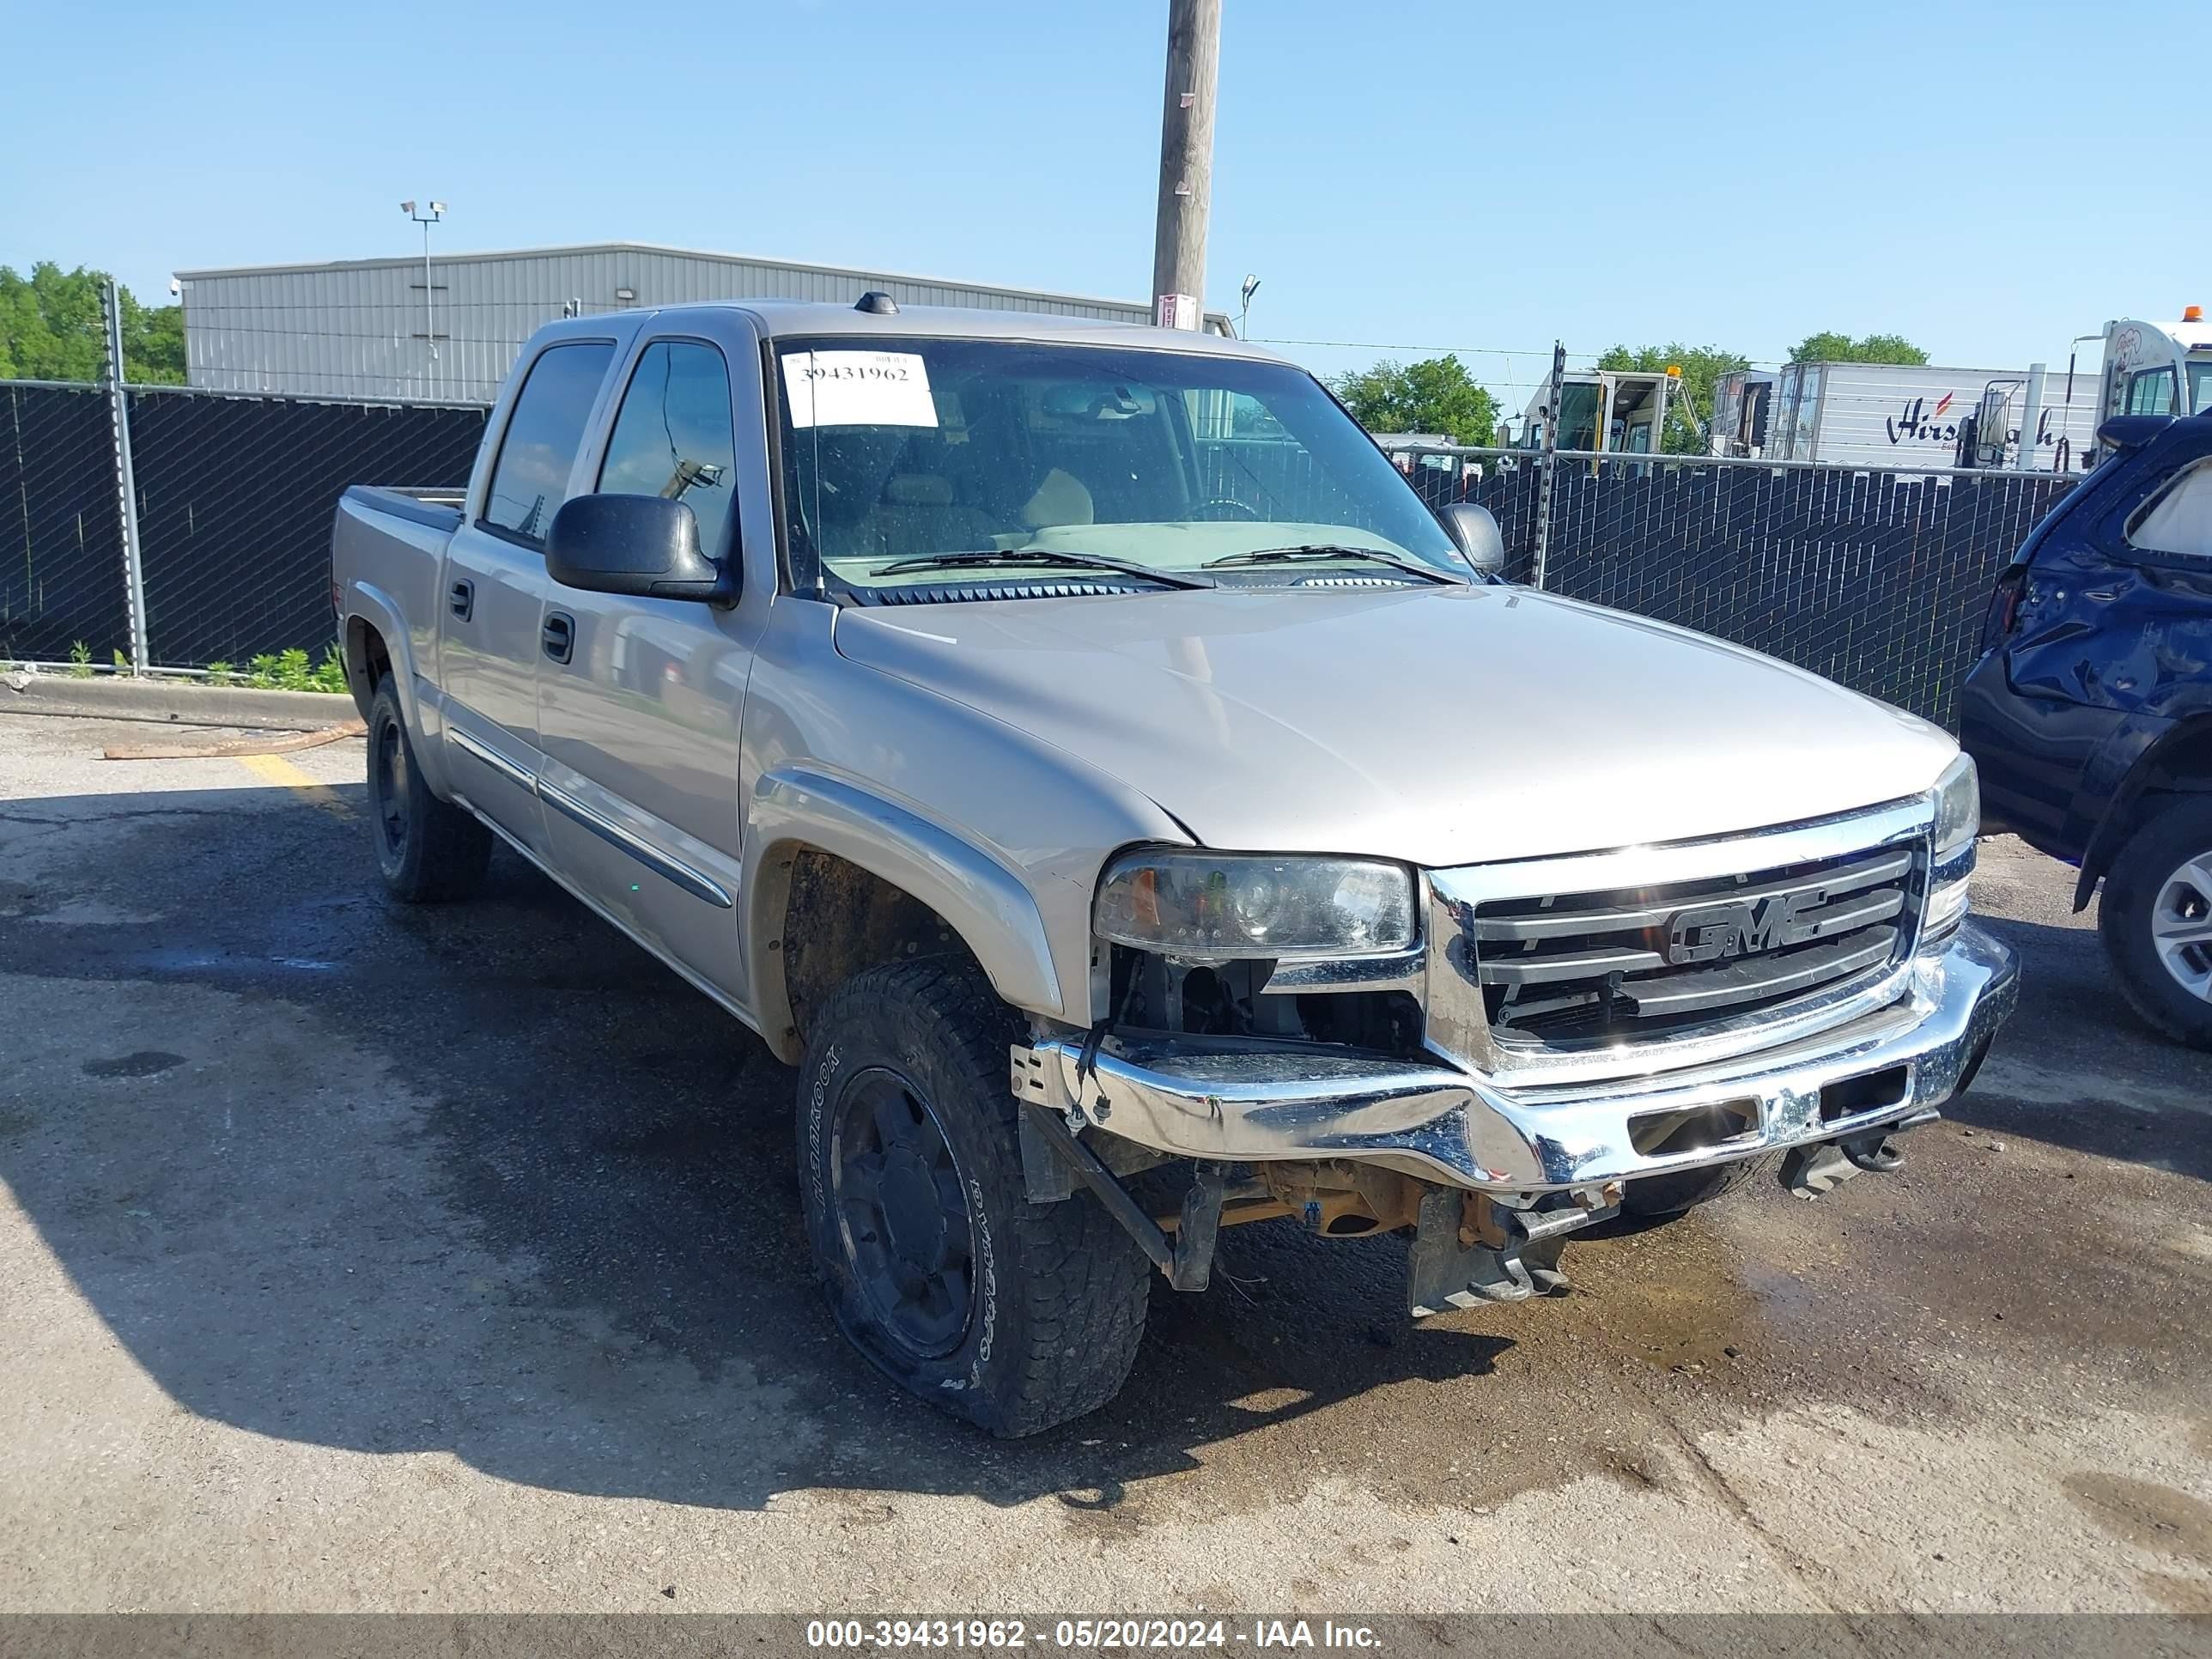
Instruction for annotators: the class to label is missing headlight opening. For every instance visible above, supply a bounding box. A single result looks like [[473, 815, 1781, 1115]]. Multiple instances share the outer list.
[[1105, 942, 1424, 1059]]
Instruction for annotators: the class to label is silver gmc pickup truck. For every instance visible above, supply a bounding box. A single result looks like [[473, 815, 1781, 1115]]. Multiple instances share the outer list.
[[333, 296, 2018, 1436]]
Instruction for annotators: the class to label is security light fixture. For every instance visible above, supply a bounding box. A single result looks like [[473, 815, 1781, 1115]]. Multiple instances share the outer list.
[[403, 198, 448, 365]]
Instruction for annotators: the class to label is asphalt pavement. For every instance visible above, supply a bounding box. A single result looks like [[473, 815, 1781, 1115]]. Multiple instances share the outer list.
[[1, 711, 2207, 1616]]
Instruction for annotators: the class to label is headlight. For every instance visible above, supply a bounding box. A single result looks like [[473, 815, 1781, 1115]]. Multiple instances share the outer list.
[[1094, 851, 1416, 959], [1923, 755, 1978, 947], [1932, 754, 1979, 861]]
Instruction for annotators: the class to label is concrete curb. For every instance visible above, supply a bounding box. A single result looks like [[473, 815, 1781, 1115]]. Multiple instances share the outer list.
[[0, 672, 354, 731]]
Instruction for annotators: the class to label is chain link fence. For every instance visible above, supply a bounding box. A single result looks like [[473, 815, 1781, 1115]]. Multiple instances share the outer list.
[[1394, 446, 2077, 727], [8, 302, 2080, 727], [1, 383, 130, 665], [124, 389, 484, 665], [2, 379, 483, 672]]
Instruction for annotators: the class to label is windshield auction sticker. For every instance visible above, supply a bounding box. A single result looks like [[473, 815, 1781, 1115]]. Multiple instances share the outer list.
[[783, 350, 938, 429]]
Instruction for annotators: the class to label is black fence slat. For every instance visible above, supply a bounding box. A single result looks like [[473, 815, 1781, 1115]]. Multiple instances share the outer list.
[[126, 390, 485, 666], [0, 385, 130, 664]]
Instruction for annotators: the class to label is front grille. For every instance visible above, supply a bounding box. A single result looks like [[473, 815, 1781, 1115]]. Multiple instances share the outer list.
[[1471, 842, 1920, 1050]]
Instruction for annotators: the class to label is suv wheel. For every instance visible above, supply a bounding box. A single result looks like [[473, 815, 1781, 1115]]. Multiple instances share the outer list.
[[2100, 798, 2212, 1049], [796, 958, 1151, 1437], [366, 673, 492, 902]]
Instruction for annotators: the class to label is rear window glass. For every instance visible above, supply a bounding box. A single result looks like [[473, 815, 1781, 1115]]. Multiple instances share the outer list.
[[2127, 458, 2212, 561], [482, 342, 616, 544]]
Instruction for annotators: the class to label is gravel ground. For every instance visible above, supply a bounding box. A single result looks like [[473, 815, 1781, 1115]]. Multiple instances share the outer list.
[[0, 710, 2207, 1616]]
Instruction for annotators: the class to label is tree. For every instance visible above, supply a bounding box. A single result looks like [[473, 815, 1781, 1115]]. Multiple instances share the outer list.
[[1328, 355, 1499, 447], [1790, 331, 1928, 367], [1595, 342, 1750, 454], [0, 263, 186, 385]]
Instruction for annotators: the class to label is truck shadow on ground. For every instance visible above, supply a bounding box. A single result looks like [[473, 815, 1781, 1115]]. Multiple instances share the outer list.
[[0, 780, 1523, 1518], [5, 780, 2202, 1522], [1950, 911, 2212, 1182]]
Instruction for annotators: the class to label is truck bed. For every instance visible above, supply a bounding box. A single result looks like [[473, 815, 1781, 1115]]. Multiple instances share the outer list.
[[331, 485, 468, 719], [344, 484, 465, 533]]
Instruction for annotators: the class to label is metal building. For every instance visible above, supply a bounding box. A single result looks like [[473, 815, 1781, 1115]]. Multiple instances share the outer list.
[[174, 241, 1225, 404]]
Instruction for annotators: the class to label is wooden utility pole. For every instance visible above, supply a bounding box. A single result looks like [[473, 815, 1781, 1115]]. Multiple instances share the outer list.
[[1151, 0, 1220, 330]]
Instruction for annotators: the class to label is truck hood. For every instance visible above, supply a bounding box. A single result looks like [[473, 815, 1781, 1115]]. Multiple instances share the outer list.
[[833, 585, 1954, 868]]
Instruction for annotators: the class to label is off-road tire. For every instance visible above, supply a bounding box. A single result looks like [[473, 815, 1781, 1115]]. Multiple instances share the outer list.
[[796, 958, 1151, 1437], [2099, 796, 2212, 1050], [1620, 1149, 1784, 1218], [366, 673, 491, 903]]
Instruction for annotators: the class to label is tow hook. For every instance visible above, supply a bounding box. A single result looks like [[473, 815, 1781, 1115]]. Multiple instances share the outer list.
[[1842, 1133, 1905, 1173], [1784, 1106, 1941, 1196], [1407, 1188, 1617, 1316]]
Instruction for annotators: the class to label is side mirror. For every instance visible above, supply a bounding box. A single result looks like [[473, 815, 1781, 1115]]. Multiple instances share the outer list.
[[1437, 502, 1506, 576], [546, 495, 738, 607]]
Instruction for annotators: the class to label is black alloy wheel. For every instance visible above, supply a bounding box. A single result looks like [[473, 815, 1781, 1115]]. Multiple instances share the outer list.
[[832, 1066, 976, 1358]]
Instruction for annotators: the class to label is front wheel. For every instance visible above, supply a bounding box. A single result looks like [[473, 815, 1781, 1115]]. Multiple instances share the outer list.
[[2100, 798, 2212, 1049], [796, 959, 1151, 1437]]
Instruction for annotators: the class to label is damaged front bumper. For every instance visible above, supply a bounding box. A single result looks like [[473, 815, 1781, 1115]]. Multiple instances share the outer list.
[[1013, 921, 2018, 1195]]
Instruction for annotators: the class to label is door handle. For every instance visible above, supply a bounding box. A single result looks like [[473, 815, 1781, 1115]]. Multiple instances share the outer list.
[[449, 579, 474, 622], [542, 611, 574, 665]]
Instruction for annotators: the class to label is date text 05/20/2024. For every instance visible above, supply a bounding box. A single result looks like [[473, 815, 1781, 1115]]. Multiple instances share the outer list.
[[805, 1618, 1383, 1650]]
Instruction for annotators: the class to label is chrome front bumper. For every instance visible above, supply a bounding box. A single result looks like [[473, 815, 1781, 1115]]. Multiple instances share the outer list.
[[1012, 921, 2018, 1194]]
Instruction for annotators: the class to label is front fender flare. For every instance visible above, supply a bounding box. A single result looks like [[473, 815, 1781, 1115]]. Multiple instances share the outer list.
[[745, 764, 1066, 1058]]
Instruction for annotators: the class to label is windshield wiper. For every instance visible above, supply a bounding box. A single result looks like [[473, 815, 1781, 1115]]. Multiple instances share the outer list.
[[1200, 544, 1465, 584], [866, 548, 1215, 590]]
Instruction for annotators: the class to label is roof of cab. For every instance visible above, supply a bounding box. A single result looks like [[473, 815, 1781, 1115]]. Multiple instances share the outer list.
[[530, 299, 1289, 362]]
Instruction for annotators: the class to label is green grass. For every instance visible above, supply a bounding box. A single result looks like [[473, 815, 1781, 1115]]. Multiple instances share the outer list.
[[230, 644, 349, 693], [67, 641, 94, 679]]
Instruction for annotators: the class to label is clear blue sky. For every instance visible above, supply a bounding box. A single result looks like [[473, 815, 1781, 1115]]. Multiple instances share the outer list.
[[6, 0, 2203, 404]]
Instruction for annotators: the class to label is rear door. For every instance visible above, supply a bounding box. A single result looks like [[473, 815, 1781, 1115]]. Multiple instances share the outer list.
[[439, 338, 617, 853], [1989, 428, 2212, 837], [534, 329, 760, 997]]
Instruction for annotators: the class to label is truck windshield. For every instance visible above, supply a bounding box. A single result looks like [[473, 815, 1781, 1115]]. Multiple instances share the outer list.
[[2191, 359, 2212, 416], [771, 336, 1466, 593]]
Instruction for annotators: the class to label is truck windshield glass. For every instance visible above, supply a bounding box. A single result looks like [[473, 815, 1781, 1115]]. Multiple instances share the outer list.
[[771, 336, 1465, 592]]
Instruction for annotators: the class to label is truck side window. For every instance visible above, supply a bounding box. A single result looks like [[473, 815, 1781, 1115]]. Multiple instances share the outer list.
[[2126, 368, 2177, 417], [2126, 459, 2212, 561], [597, 342, 739, 559], [481, 342, 617, 545]]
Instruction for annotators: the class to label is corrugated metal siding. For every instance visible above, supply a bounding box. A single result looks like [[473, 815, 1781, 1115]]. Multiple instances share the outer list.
[[180, 246, 1160, 404]]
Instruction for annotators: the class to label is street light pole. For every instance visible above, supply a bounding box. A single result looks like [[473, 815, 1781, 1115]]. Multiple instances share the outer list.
[[402, 199, 447, 372], [1151, 0, 1220, 330]]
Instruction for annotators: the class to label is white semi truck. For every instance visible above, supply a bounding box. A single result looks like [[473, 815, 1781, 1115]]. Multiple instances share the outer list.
[[1710, 361, 2103, 473], [2100, 308, 2212, 421]]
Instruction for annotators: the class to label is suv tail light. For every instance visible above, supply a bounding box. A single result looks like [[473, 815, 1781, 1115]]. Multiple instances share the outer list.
[[1981, 567, 2027, 652]]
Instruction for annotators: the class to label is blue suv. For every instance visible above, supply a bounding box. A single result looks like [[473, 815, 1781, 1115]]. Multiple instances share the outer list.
[[1960, 413, 2212, 1047]]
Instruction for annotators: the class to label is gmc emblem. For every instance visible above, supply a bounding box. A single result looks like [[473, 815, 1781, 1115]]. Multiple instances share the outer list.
[[1667, 890, 1825, 965]]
